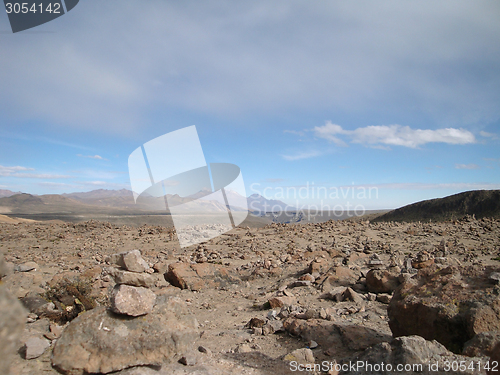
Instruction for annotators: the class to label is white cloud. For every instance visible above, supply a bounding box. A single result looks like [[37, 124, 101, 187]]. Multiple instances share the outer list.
[[455, 163, 480, 170], [77, 154, 106, 160], [12, 173, 73, 179], [0, 165, 35, 176], [281, 150, 322, 161], [314, 122, 476, 148]]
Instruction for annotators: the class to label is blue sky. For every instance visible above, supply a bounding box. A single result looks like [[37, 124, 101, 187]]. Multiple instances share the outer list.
[[0, 0, 499, 210]]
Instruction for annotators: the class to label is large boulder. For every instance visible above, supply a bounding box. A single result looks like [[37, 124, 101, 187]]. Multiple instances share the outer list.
[[165, 262, 240, 291], [52, 295, 198, 374], [388, 264, 500, 353], [340, 335, 487, 375]]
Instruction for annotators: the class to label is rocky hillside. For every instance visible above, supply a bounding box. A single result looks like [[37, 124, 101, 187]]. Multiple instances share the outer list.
[[374, 190, 500, 223], [1, 215, 500, 374]]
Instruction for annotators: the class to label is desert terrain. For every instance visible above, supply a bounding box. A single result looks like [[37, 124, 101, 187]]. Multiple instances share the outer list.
[[1, 191, 500, 374]]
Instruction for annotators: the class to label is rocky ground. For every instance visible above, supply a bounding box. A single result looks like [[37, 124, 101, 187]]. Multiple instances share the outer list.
[[1, 215, 500, 374]]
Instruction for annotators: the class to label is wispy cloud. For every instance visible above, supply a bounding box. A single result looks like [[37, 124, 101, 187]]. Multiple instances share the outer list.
[[12, 173, 73, 179], [0, 165, 71, 179], [0, 165, 35, 176], [479, 131, 499, 140], [77, 154, 107, 160], [455, 163, 480, 170], [284, 130, 305, 137], [281, 150, 322, 161], [339, 182, 500, 190], [314, 122, 476, 149]]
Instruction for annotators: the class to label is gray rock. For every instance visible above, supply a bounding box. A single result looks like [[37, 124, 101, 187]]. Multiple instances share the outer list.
[[341, 335, 487, 375], [108, 250, 150, 273], [24, 336, 50, 359], [283, 348, 315, 366], [111, 284, 156, 316], [123, 250, 150, 273], [52, 296, 199, 374], [110, 268, 156, 288], [14, 261, 39, 272]]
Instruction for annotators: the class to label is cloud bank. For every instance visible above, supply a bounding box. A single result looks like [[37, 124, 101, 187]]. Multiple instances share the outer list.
[[314, 122, 476, 149]]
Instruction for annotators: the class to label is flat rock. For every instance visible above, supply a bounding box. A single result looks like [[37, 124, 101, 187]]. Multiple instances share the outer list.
[[110, 268, 156, 288], [24, 336, 50, 359], [165, 262, 240, 291], [14, 261, 39, 272], [52, 295, 199, 374], [110, 284, 156, 316]]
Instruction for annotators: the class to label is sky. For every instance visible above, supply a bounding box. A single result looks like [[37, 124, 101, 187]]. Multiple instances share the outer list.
[[0, 0, 499, 210]]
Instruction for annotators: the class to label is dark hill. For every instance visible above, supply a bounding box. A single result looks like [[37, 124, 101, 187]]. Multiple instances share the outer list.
[[374, 190, 500, 223]]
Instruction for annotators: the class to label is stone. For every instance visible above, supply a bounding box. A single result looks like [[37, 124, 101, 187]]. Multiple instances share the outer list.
[[236, 343, 252, 353], [109, 268, 156, 288], [388, 264, 500, 353], [366, 269, 400, 293], [14, 261, 39, 272], [324, 286, 347, 302], [21, 294, 56, 316], [462, 331, 500, 357], [108, 250, 150, 273], [283, 318, 391, 356], [111, 284, 156, 316], [283, 348, 315, 366], [377, 293, 392, 304], [165, 262, 240, 291], [52, 295, 198, 374], [0, 261, 27, 374], [341, 335, 486, 375], [24, 336, 50, 359], [344, 287, 364, 305], [178, 351, 199, 365], [268, 296, 296, 309], [319, 266, 359, 290]]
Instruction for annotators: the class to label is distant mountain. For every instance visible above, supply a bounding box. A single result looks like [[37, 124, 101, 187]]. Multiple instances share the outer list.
[[0, 189, 21, 198], [373, 190, 500, 223], [247, 194, 294, 214]]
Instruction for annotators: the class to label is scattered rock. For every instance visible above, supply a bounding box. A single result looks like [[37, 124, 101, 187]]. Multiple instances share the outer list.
[[165, 262, 240, 291], [462, 331, 500, 357]]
